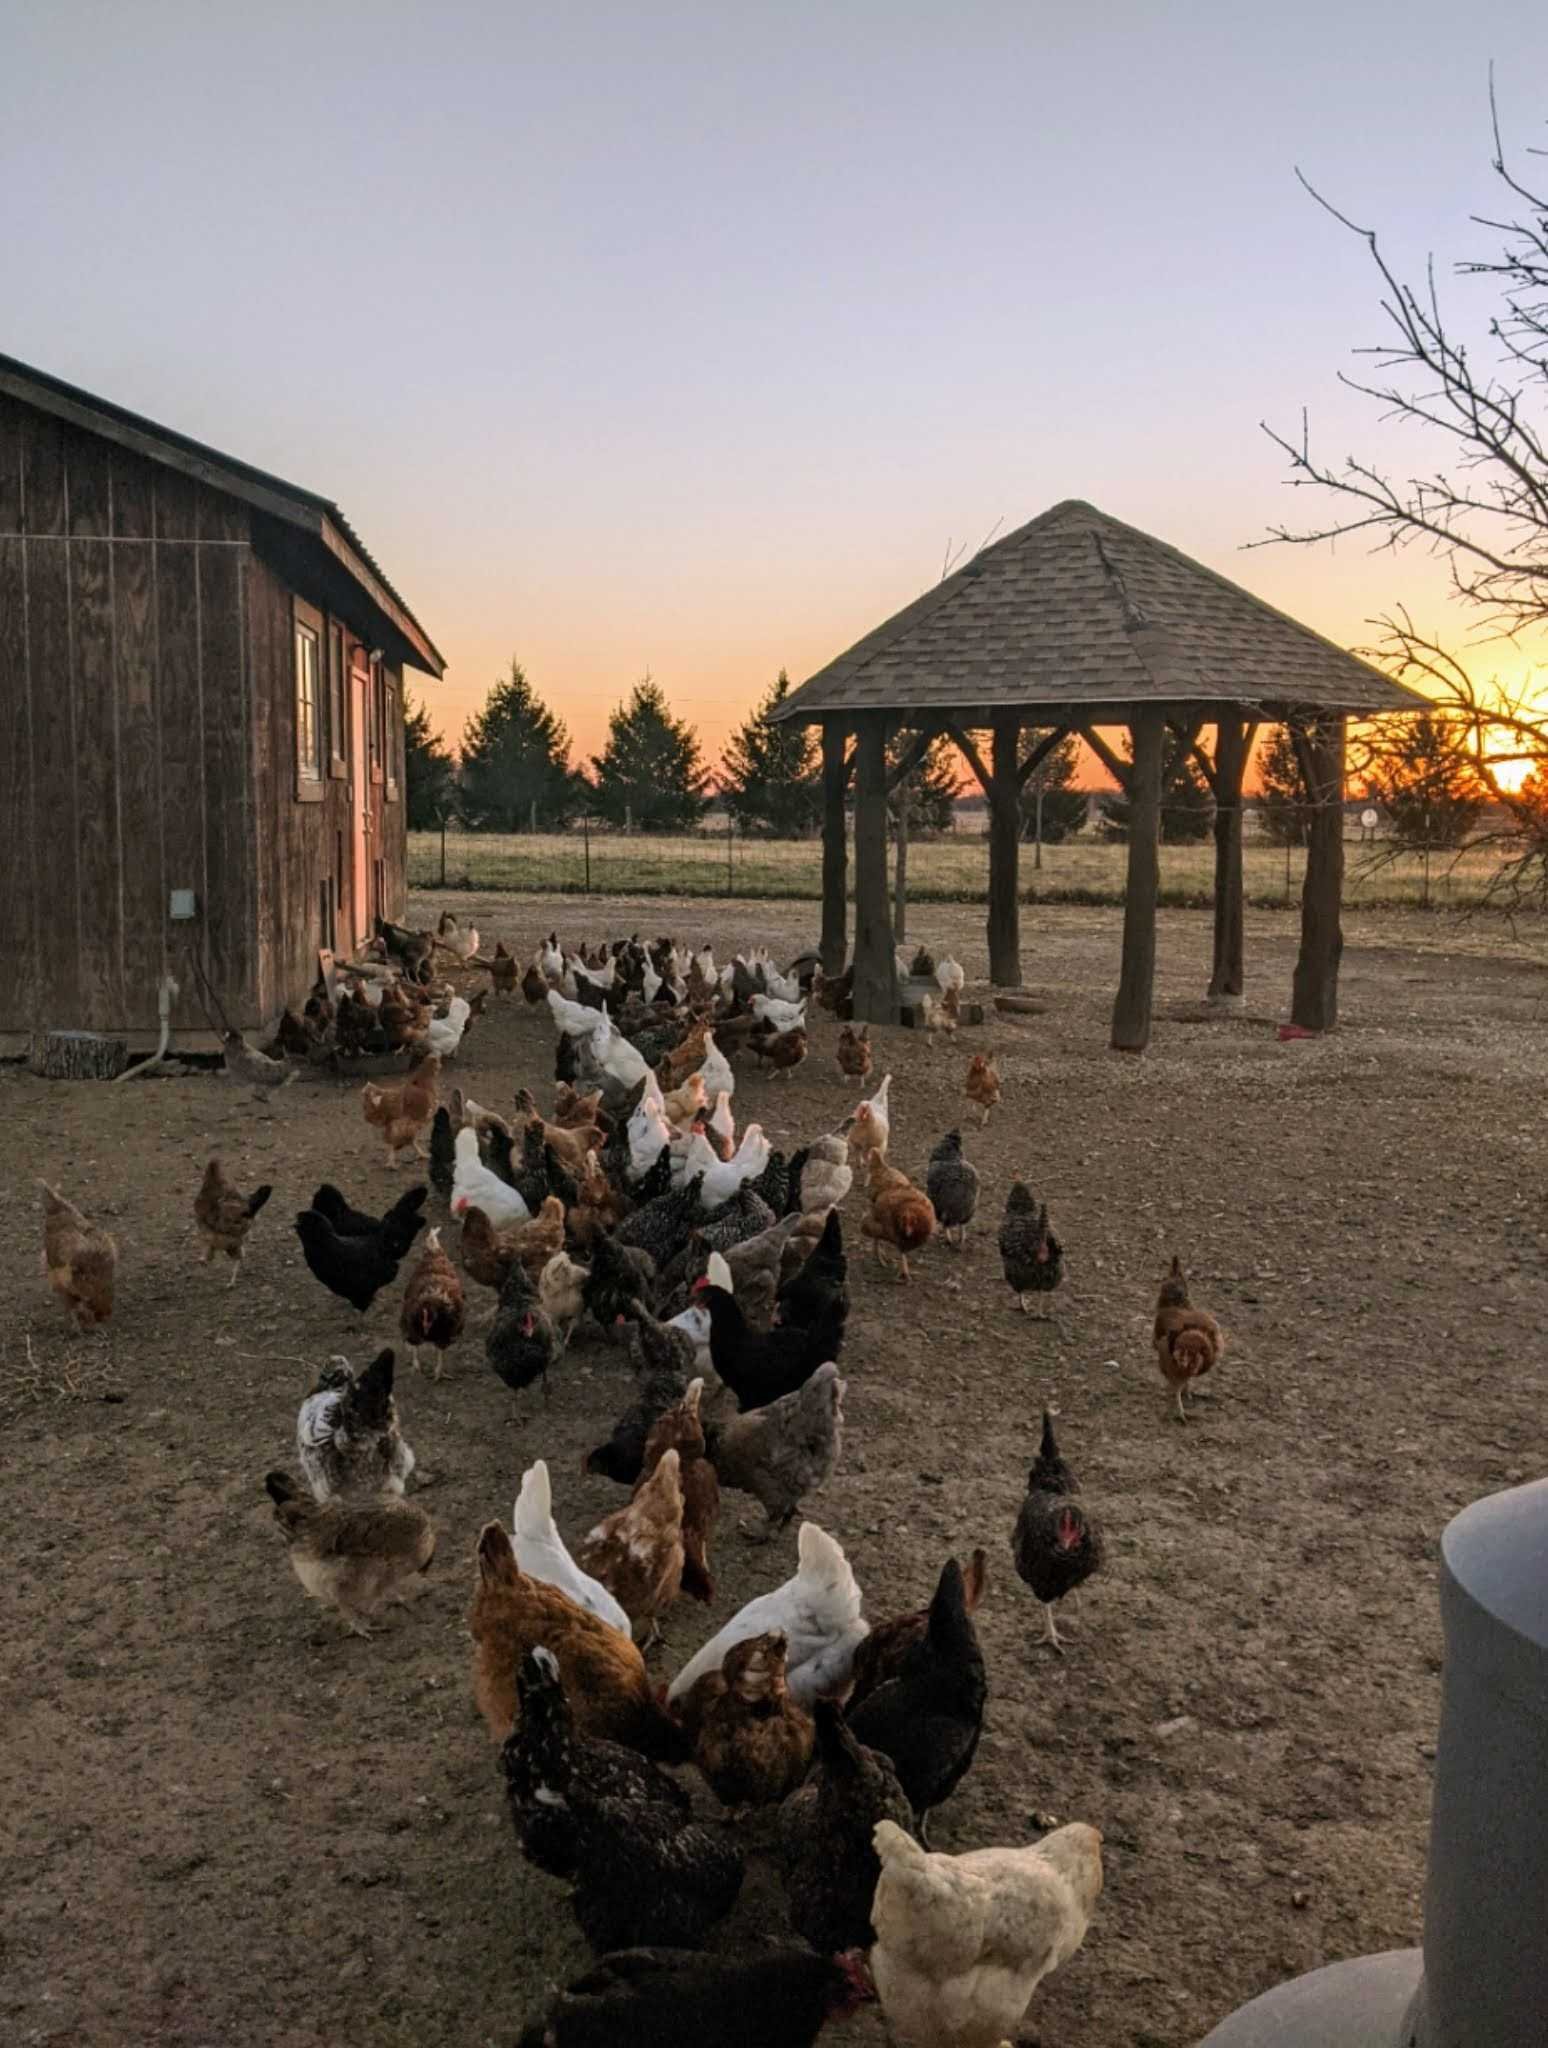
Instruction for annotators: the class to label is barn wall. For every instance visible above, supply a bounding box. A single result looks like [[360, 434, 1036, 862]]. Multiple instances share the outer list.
[[0, 392, 259, 1035]]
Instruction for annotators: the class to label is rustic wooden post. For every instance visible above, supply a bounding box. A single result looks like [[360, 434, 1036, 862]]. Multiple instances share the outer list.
[[851, 714, 898, 1023], [987, 715, 1023, 987], [892, 788, 909, 944], [1110, 707, 1164, 1052], [1208, 716, 1250, 1003], [1290, 714, 1346, 1031], [819, 720, 849, 975]]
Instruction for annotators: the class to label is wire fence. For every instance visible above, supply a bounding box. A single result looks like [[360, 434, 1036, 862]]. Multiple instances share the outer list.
[[408, 822, 1519, 910]]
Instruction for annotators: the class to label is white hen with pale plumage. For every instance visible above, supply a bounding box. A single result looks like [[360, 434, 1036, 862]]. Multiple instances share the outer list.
[[667, 1521, 868, 1708], [450, 1125, 530, 1226], [512, 1459, 632, 1636]]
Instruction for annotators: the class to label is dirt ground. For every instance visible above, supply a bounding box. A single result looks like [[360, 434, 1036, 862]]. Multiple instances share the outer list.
[[5, 891, 1546, 2048]]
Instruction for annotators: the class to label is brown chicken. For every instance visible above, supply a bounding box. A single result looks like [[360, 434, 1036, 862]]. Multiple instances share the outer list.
[[399, 1225, 466, 1378], [861, 1153, 936, 1282], [925, 983, 961, 1047], [379, 979, 429, 1051], [661, 1071, 708, 1129], [678, 1631, 815, 1813], [660, 1019, 710, 1089], [835, 1022, 872, 1081], [566, 1149, 624, 1247], [361, 1052, 441, 1166], [459, 1195, 567, 1295], [521, 958, 550, 1004], [751, 1023, 808, 1078], [512, 1094, 606, 1174], [577, 1448, 686, 1646], [264, 1469, 435, 1637], [1153, 1255, 1225, 1423], [640, 1378, 720, 1603], [553, 1082, 604, 1130], [39, 1181, 117, 1330], [192, 1158, 273, 1285], [848, 1548, 989, 1712], [488, 940, 518, 995], [469, 1523, 687, 1758], [964, 1051, 1001, 1126]]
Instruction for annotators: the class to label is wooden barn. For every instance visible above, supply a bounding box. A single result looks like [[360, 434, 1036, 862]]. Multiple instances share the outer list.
[[0, 352, 444, 1045]]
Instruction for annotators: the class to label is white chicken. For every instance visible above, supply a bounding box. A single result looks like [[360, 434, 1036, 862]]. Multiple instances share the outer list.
[[546, 987, 600, 1038], [537, 1250, 588, 1340], [666, 1301, 713, 1377], [450, 1125, 530, 1226], [847, 1072, 892, 1161], [642, 960, 662, 1004], [751, 993, 806, 1032], [694, 946, 716, 985], [592, 1011, 649, 1091], [421, 995, 471, 1059], [627, 1083, 672, 1180], [708, 1088, 735, 1157], [690, 1030, 734, 1104], [539, 933, 564, 982], [668, 1520, 868, 1709], [935, 955, 965, 995], [512, 1459, 632, 1637], [686, 1124, 769, 1209], [295, 1353, 416, 1502], [869, 1819, 1104, 2048], [799, 1135, 853, 1213], [437, 912, 480, 963]]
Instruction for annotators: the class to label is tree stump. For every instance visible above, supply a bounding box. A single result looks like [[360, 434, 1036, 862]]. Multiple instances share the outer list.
[[31, 1030, 130, 1080]]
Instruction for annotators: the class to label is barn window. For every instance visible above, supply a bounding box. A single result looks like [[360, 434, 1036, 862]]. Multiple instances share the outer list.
[[327, 623, 347, 776], [295, 621, 323, 787]]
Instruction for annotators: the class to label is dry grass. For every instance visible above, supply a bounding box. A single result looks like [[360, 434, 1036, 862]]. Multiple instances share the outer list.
[[0, 1330, 120, 1423], [409, 828, 1514, 910]]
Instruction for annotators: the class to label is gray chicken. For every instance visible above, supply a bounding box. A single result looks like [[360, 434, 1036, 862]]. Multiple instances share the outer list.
[[999, 1181, 1064, 1315], [295, 1349, 415, 1501], [925, 1129, 979, 1250]]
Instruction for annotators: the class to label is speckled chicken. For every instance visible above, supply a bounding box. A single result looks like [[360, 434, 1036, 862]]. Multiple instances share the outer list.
[[998, 1182, 1063, 1315], [486, 1255, 561, 1398], [295, 1348, 415, 1501], [578, 1448, 686, 1646], [924, 1130, 979, 1250], [1011, 1410, 1102, 1652]]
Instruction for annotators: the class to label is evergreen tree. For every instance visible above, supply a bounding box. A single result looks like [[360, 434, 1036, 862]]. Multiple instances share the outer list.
[[1098, 732, 1215, 843], [590, 677, 712, 832], [1256, 724, 1313, 846], [720, 671, 820, 835], [1017, 729, 1089, 843], [457, 660, 584, 831], [403, 693, 458, 828], [887, 731, 960, 834], [1362, 710, 1486, 850]]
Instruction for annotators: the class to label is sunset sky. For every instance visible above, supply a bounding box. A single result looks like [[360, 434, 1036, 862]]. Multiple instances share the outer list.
[[4, 2, 1545, 784]]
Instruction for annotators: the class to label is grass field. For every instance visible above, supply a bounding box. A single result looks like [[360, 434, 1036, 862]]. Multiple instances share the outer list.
[[409, 827, 1514, 910]]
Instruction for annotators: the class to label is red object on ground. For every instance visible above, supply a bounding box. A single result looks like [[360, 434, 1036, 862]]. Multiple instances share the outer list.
[[1277, 1023, 1318, 1041]]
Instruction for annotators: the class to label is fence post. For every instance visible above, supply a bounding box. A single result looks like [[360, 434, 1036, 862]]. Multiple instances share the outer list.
[[439, 813, 447, 886], [727, 817, 734, 896], [1033, 764, 1045, 873], [583, 814, 591, 895]]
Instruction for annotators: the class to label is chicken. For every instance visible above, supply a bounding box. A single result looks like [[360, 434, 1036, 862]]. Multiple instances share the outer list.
[[708, 1215, 797, 1331], [659, 1018, 710, 1088], [923, 983, 961, 1046], [998, 1183, 1063, 1316], [375, 915, 433, 982], [416, 994, 471, 1060], [665, 1300, 713, 1377], [668, 1521, 868, 1712], [517, 1948, 873, 2048], [451, 1125, 530, 1228], [846, 1556, 986, 1841], [539, 1249, 589, 1339], [689, 1029, 734, 1103], [592, 1013, 651, 1096], [680, 1126, 770, 1210], [221, 1030, 295, 1097], [700, 1276, 846, 1411], [264, 1470, 434, 1637], [583, 1312, 691, 1484], [512, 1192, 566, 1274], [799, 1135, 852, 1214], [935, 954, 965, 995], [845, 1072, 892, 1166], [779, 1700, 915, 1953], [1153, 1253, 1224, 1423], [964, 1051, 1000, 1126], [311, 1181, 428, 1262], [399, 1225, 465, 1378], [835, 1022, 872, 1081], [615, 1172, 704, 1272], [750, 1022, 808, 1078], [578, 1449, 686, 1647], [511, 1097, 605, 1177], [751, 993, 806, 1032], [428, 1106, 457, 1200], [1012, 1410, 1103, 1652], [776, 1208, 849, 1335], [709, 1362, 845, 1541], [39, 1181, 117, 1330], [295, 1348, 415, 1500], [512, 1458, 632, 1635], [436, 909, 480, 962], [554, 1081, 604, 1128], [707, 1087, 735, 1158], [469, 1524, 686, 1758], [457, 1204, 522, 1294], [360, 1051, 441, 1165], [503, 1650, 742, 1956], [549, 987, 605, 1038], [869, 1819, 1104, 2048], [678, 1631, 814, 1811], [847, 1549, 989, 1713], [641, 1378, 719, 1603], [860, 1153, 936, 1282], [582, 1230, 658, 1333], [489, 938, 518, 994], [487, 1255, 562, 1398], [192, 1159, 273, 1284], [293, 1207, 402, 1314], [925, 1129, 979, 1250], [660, 1070, 708, 1130]]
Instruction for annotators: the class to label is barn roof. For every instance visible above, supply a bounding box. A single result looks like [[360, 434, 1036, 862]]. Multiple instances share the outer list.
[[0, 350, 444, 676], [771, 498, 1427, 727]]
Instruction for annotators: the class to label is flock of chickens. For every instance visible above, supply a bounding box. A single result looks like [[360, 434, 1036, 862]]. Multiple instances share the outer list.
[[35, 921, 1228, 2048]]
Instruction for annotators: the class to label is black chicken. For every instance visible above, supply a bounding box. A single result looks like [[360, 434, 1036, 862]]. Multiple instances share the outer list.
[[780, 1145, 811, 1217], [776, 1209, 848, 1333], [777, 1700, 914, 1952], [925, 1129, 979, 1250], [583, 1313, 692, 1483], [615, 1172, 705, 1269], [427, 1108, 456, 1202], [486, 1257, 561, 1397], [1011, 1408, 1102, 1654], [293, 1208, 403, 1313], [701, 1282, 846, 1412], [503, 1648, 743, 1954], [518, 1947, 872, 2048], [746, 1149, 792, 1216], [998, 1181, 1064, 1314], [695, 1186, 777, 1254], [844, 1555, 987, 1843], [582, 1232, 656, 1332], [627, 1144, 674, 1206], [310, 1182, 428, 1262]]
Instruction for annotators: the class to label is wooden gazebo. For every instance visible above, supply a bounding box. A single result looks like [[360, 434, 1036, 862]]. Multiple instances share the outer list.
[[772, 500, 1428, 1049]]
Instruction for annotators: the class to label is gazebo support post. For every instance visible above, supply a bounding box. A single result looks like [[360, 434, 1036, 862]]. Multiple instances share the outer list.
[[819, 720, 850, 976], [851, 714, 898, 1023], [1208, 716, 1251, 1004], [1111, 707, 1164, 1052], [987, 715, 1023, 987], [1290, 714, 1347, 1031]]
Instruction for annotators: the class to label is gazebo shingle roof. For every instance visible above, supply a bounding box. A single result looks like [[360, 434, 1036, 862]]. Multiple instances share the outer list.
[[771, 499, 1428, 725]]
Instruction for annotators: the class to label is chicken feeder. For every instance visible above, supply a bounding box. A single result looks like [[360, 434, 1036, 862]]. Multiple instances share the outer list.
[[1197, 1477, 1548, 2048]]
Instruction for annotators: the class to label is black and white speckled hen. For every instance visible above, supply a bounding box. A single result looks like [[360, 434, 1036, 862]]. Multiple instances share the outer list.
[[582, 1231, 657, 1331], [1011, 1408, 1102, 1653], [486, 1256, 561, 1398], [503, 1647, 743, 1954], [998, 1181, 1064, 1314], [925, 1129, 980, 1250], [615, 1172, 705, 1269]]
